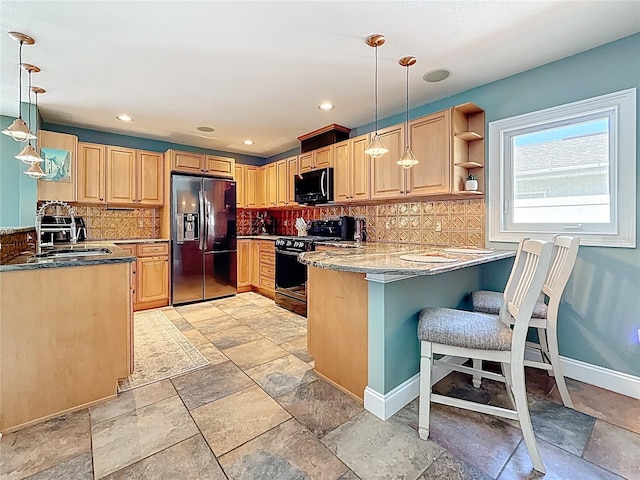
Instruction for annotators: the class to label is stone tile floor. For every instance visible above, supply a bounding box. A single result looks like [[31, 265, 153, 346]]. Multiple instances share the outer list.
[[1, 291, 639, 479]]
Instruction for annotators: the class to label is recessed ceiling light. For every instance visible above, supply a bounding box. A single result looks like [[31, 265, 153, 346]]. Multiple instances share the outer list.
[[243, 139, 254, 145], [116, 114, 134, 122], [423, 69, 451, 83], [318, 103, 335, 111], [197, 126, 215, 132]]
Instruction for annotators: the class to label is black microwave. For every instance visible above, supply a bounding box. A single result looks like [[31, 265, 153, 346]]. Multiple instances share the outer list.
[[294, 167, 334, 205]]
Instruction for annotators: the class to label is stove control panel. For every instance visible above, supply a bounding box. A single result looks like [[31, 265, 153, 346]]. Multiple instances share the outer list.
[[275, 238, 314, 252]]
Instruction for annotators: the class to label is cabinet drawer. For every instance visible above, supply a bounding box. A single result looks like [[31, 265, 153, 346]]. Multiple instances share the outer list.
[[138, 243, 169, 257], [118, 244, 137, 256], [259, 263, 275, 278], [259, 241, 275, 253], [260, 251, 275, 266], [259, 275, 275, 291]]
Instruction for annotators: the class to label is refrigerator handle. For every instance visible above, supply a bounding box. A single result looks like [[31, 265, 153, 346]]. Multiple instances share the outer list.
[[205, 199, 211, 251], [198, 189, 206, 251]]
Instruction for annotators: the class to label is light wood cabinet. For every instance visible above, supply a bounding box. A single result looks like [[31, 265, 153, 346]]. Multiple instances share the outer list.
[[77, 142, 106, 204], [287, 156, 299, 206], [370, 124, 406, 200], [235, 164, 246, 208], [335, 135, 370, 203], [37, 131, 78, 202], [257, 166, 267, 207], [121, 242, 170, 311], [237, 240, 251, 289], [246, 166, 257, 208], [276, 160, 288, 206], [250, 240, 260, 287], [451, 103, 485, 195], [299, 145, 333, 173], [266, 163, 277, 207], [258, 240, 275, 296], [170, 150, 235, 177], [107, 147, 164, 206]]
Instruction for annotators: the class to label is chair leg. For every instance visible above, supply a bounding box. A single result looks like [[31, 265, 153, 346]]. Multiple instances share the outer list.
[[501, 362, 516, 409], [418, 341, 433, 440], [472, 359, 482, 388], [512, 363, 546, 474], [537, 327, 552, 374], [547, 328, 574, 408]]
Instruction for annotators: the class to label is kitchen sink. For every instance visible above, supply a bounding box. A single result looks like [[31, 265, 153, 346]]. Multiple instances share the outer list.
[[34, 247, 112, 258]]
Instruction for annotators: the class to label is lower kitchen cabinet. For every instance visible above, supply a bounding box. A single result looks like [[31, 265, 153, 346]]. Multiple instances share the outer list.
[[120, 242, 170, 311], [237, 240, 252, 291], [237, 239, 275, 298]]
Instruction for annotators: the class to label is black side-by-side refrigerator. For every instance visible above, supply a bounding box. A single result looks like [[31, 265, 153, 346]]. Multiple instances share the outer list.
[[171, 174, 237, 305]]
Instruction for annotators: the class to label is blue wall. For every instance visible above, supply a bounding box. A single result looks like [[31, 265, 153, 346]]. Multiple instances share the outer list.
[[41, 123, 266, 167]]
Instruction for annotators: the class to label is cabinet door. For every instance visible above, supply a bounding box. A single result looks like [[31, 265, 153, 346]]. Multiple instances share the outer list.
[[237, 240, 251, 287], [173, 152, 204, 173], [266, 163, 277, 207], [137, 151, 164, 206], [276, 160, 288, 206], [351, 135, 370, 201], [286, 156, 298, 206], [334, 140, 351, 202], [205, 155, 234, 178], [370, 124, 405, 199], [37, 131, 77, 202], [407, 111, 451, 196], [77, 142, 105, 204], [314, 145, 333, 169], [298, 152, 314, 173], [235, 164, 245, 208], [250, 241, 260, 286], [245, 167, 257, 207], [257, 166, 267, 207], [106, 146, 136, 204], [136, 256, 169, 304]]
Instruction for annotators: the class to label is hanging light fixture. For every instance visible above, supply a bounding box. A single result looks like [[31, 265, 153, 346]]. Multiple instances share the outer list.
[[21, 87, 47, 179], [364, 34, 388, 159], [397, 56, 419, 169], [2, 32, 37, 142], [16, 64, 44, 165]]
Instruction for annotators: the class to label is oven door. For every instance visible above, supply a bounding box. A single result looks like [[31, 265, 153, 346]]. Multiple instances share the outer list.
[[275, 250, 308, 316]]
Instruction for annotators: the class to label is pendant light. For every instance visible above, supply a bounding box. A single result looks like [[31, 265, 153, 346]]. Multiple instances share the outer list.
[[22, 87, 47, 179], [364, 34, 388, 159], [397, 56, 419, 169], [2, 32, 37, 142], [16, 64, 44, 165]]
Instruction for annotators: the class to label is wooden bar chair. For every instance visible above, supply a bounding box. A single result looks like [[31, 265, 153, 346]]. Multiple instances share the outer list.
[[417, 239, 553, 474], [470, 235, 580, 407]]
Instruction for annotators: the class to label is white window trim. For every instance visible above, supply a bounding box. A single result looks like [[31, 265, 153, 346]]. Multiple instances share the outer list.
[[488, 88, 636, 248]]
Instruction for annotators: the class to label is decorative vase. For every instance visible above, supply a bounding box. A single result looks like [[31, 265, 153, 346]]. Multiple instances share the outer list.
[[465, 179, 478, 191]]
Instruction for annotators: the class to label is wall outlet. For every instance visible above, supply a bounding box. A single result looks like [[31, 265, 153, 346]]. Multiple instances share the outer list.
[[138, 220, 144, 228], [435, 221, 442, 232]]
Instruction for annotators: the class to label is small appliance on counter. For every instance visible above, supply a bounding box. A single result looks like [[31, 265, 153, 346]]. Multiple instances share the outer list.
[[39, 216, 87, 244]]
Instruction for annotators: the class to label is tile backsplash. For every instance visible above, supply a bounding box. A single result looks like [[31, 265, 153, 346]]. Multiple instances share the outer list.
[[238, 198, 485, 247], [37, 203, 161, 240]]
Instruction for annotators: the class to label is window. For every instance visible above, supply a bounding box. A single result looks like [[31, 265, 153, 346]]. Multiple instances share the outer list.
[[488, 88, 636, 248]]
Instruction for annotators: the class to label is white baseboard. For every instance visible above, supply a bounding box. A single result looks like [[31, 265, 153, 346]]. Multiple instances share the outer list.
[[524, 347, 640, 400], [364, 356, 467, 420], [364, 352, 640, 421]]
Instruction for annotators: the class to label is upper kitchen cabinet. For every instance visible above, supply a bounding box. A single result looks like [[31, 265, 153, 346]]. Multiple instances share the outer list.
[[451, 103, 485, 195], [77, 142, 106, 204], [235, 164, 245, 208], [298, 145, 333, 174], [276, 159, 287, 206], [405, 110, 451, 196], [168, 150, 234, 177], [256, 166, 267, 208], [107, 147, 164, 206], [286, 156, 298, 206], [335, 135, 370, 203], [245, 166, 257, 207], [37, 131, 78, 202], [370, 124, 405, 200], [266, 162, 277, 207]]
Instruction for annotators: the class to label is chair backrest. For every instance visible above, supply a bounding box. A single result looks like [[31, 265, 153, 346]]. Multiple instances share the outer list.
[[543, 235, 580, 322], [499, 239, 553, 357]]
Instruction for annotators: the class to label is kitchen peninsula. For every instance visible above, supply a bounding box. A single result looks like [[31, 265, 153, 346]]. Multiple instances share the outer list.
[[0, 243, 135, 433], [299, 244, 515, 420]]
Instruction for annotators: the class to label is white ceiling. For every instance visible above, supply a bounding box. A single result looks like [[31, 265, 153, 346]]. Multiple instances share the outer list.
[[1, 1, 639, 158]]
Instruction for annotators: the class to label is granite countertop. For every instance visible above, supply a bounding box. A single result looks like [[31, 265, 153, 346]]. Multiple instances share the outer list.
[[0, 226, 35, 235], [0, 241, 136, 272], [238, 235, 280, 241], [105, 238, 170, 244], [298, 243, 515, 276]]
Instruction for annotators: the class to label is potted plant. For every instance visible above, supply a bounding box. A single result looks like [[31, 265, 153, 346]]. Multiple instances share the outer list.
[[465, 174, 478, 192]]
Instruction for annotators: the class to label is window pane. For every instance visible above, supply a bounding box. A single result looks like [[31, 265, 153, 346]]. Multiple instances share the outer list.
[[511, 118, 610, 224]]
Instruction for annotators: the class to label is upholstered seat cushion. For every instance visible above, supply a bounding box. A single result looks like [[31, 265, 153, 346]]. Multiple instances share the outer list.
[[471, 290, 548, 319], [417, 307, 513, 351]]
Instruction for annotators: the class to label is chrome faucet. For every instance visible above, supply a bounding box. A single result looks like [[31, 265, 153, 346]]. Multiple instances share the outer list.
[[35, 200, 77, 255]]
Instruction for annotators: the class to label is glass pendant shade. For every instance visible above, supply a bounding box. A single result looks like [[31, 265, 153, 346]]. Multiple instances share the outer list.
[[398, 147, 418, 169], [24, 161, 47, 179], [2, 117, 36, 142], [15, 143, 43, 164], [365, 134, 388, 159]]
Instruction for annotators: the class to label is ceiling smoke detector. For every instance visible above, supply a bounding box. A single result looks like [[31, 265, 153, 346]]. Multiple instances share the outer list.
[[423, 69, 451, 83]]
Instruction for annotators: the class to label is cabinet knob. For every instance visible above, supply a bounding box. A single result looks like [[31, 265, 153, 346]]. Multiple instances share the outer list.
[[99, 198, 104, 201]]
